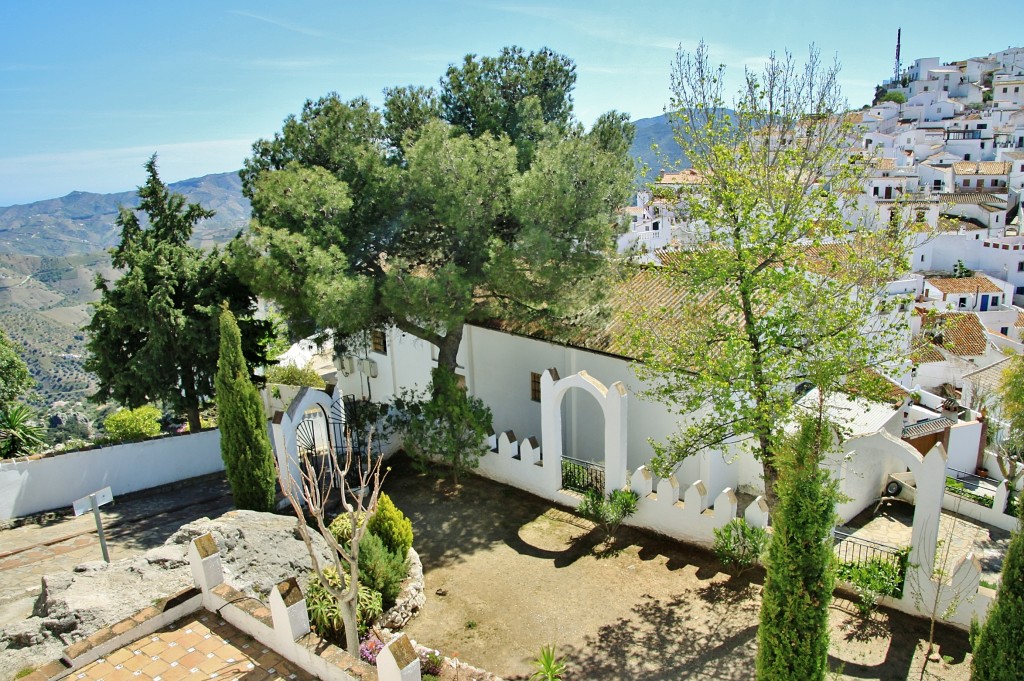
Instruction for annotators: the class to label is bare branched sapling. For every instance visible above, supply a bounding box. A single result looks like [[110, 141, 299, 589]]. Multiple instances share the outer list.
[[279, 430, 387, 658]]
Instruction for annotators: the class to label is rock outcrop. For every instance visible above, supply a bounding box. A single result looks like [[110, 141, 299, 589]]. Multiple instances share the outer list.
[[0, 510, 331, 680]]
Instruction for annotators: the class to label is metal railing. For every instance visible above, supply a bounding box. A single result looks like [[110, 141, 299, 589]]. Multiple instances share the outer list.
[[561, 456, 605, 495], [833, 530, 906, 572], [948, 466, 999, 495]]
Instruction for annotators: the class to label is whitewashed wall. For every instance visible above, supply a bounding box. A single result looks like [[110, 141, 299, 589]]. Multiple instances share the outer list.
[[0, 430, 222, 520], [831, 430, 914, 522]]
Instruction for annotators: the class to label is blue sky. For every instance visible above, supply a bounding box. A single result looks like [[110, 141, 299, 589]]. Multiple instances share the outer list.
[[0, 1, 1018, 206]]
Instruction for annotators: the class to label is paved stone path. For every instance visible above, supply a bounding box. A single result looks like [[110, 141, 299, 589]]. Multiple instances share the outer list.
[[73, 613, 314, 681], [840, 498, 1011, 583], [0, 474, 234, 626]]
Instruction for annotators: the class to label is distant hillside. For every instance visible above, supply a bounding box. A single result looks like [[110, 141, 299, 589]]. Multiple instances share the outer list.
[[0, 171, 249, 417], [629, 113, 688, 182], [0, 171, 250, 257]]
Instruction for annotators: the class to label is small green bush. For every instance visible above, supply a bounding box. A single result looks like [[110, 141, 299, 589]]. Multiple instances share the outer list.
[[713, 518, 769, 577], [329, 512, 368, 544], [265, 361, 326, 388], [305, 567, 383, 644], [368, 493, 414, 557], [358, 532, 409, 609], [103, 405, 162, 442], [576, 488, 639, 541], [835, 551, 909, 617], [945, 476, 994, 508]]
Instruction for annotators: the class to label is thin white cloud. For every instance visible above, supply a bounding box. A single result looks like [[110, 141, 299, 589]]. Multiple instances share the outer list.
[[227, 10, 325, 38]]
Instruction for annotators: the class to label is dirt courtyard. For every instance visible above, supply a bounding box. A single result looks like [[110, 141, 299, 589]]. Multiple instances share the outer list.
[[383, 459, 972, 680]]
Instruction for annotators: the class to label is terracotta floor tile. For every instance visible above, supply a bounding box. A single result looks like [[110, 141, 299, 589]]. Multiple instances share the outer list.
[[178, 652, 206, 670], [105, 667, 135, 681], [85, 661, 117, 678], [195, 638, 221, 654], [176, 633, 203, 649], [160, 646, 187, 663], [122, 654, 149, 672], [141, 640, 165, 656], [255, 652, 282, 668], [157, 666, 190, 681], [197, 658, 225, 674], [107, 650, 134, 666], [141, 659, 171, 677]]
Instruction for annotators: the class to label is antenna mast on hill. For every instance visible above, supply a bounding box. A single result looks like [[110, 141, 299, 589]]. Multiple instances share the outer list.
[[894, 28, 902, 84]]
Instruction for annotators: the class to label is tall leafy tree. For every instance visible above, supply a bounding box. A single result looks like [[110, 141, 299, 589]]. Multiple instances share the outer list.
[[215, 306, 276, 512], [235, 47, 634, 388], [85, 156, 269, 432], [0, 327, 32, 411], [629, 43, 910, 504]]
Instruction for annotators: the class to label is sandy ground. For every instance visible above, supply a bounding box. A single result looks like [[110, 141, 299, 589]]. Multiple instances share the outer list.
[[384, 462, 972, 681]]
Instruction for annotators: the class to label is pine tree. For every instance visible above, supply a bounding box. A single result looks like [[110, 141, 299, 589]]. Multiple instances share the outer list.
[[215, 306, 276, 512], [85, 156, 269, 432], [970, 504, 1024, 679], [756, 413, 838, 681]]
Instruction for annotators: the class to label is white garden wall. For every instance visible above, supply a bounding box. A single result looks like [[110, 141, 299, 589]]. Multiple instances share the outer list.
[[0, 430, 223, 520]]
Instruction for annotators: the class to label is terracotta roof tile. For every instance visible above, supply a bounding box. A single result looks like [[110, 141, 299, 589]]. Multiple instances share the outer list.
[[658, 169, 705, 185], [952, 161, 1012, 175], [925, 276, 1003, 295], [919, 311, 989, 356], [940, 192, 1008, 206]]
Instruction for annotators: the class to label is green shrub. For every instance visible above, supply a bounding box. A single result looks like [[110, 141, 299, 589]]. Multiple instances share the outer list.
[[713, 518, 769, 577], [358, 532, 408, 609], [576, 488, 639, 541], [971, 499, 1024, 680], [945, 476, 994, 508], [103, 405, 162, 442], [836, 554, 908, 617], [265, 361, 326, 388], [329, 512, 368, 544], [0, 404, 46, 458], [305, 567, 383, 644], [368, 493, 414, 557]]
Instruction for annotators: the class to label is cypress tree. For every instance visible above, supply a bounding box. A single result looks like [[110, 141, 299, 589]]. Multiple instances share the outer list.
[[216, 306, 276, 511], [756, 415, 838, 681], [970, 502, 1024, 679]]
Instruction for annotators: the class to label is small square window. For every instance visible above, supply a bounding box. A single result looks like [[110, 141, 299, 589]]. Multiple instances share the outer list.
[[1015, 286, 1024, 295], [992, 296, 1000, 306], [959, 297, 967, 308], [1017, 262, 1024, 272], [371, 330, 388, 355], [1001, 326, 1010, 335], [530, 372, 542, 402]]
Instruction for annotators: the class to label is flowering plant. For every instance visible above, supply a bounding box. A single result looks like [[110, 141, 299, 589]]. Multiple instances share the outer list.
[[359, 636, 385, 665], [419, 649, 444, 675]]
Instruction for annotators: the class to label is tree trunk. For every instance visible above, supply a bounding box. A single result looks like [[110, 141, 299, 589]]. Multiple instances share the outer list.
[[186, 405, 202, 433], [434, 326, 465, 383], [340, 592, 359, 658]]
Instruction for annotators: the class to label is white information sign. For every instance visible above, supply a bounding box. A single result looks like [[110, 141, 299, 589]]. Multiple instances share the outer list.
[[73, 486, 113, 516]]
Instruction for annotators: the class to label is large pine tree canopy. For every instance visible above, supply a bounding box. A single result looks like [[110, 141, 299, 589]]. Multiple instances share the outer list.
[[234, 46, 636, 375]]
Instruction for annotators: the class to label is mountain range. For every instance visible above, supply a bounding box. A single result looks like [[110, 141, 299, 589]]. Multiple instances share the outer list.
[[0, 114, 680, 417]]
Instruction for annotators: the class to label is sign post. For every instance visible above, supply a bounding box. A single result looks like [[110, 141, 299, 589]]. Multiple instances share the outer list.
[[72, 487, 114, 563]]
